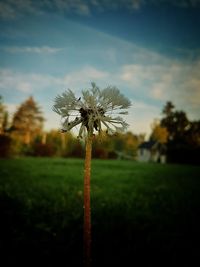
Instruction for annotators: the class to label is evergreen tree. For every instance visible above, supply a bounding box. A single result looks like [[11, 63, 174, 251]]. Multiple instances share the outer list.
[[160, 101, 200, 164], [161, 101, 189, 143], [161, 101, 175, 141], [11, 96, 44, 144]]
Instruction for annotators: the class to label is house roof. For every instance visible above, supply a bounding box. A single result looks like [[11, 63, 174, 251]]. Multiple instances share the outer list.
[[138, 141, 167, 153], [138, 140, 156, 149]]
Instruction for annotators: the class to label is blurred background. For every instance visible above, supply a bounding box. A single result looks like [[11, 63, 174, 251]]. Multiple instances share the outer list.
[[0, 0, 200, 266], [0, 0, 200, 162]]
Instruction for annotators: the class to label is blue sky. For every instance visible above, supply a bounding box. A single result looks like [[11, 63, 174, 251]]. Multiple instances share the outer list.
[[0, 0, 200, 136]]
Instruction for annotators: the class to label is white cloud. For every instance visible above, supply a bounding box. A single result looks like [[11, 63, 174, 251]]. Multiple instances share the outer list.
[[120, 63, 167, 84], [5, 103, 18, 116], [0, 69, 61, 94], [126, 100, 161, 137], [1, 54, 200, 134], [119, 58, 200, 120], [2, 46, 63, 54], [0, 66, 109, 96], [121, 64, 141, 85], [16, 81, 32, 93], [62, 66, 108, 89], [151, 83, 166, 100]]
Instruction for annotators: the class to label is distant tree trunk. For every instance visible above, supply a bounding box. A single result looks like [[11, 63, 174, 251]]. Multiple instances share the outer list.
[[83, 135, 92, 267], [24, 131, 31, 145], [61, 133, 66, 150], [42, 132, 47, 145]]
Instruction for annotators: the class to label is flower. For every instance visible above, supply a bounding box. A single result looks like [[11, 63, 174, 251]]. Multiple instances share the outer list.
[[53, 82, 131, 138]]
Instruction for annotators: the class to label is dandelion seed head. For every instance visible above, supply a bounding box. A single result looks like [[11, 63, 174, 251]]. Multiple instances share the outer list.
[[53, 83, 131, 138]]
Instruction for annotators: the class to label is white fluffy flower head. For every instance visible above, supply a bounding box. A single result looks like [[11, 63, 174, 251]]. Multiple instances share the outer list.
[[53, 83, 131, 138]]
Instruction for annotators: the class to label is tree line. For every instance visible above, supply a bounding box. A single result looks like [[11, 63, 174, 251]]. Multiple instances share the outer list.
[[0, 96, 200, 163], [159, 101, 200, 164], [0, 96, 144, 159]]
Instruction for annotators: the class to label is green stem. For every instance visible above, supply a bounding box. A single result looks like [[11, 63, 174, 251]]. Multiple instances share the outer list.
[[83, 135, 92, 267]]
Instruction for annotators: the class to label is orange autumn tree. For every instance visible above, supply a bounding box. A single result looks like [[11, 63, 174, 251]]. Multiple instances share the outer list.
[[150, 119, 169, 144], [53, 82, 131, 267]]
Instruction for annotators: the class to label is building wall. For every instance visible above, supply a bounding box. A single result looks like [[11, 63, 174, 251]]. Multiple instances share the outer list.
[[160, 155, 166, 164], [138, 148, 166, 163], [151, 151, 160, 162], [137, 148, 151, 162]]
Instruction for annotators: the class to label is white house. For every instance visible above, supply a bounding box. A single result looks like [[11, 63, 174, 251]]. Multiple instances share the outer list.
[[137, 141, 167, 163]]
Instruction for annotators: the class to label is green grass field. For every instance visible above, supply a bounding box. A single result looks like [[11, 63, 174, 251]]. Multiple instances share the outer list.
[[0, 158, 200, 266]]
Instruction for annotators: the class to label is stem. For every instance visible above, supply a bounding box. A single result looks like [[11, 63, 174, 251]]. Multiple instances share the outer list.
[[83, 135, 92, 267]]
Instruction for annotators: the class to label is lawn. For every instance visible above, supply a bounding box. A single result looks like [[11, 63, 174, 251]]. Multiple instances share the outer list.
[[0, 157, 200, 266]]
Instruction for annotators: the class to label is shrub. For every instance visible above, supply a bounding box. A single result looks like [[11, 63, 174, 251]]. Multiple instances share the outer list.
[[32, 143, 56, 157], [69, 141, 84, 158], [93, 147, 108, 159], [0, 134, 12, 157]]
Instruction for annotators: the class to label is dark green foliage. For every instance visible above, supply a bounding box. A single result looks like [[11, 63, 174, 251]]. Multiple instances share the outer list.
[[92, 132, 140, 159], [32, 143, 57, 157], [0, 134, 12, 157], [0, 158, 200, 266], [0, 95, 9, 134], [161, 101, 200, 164], [167, 146, 200, 164], [69, 140, 84, 158]]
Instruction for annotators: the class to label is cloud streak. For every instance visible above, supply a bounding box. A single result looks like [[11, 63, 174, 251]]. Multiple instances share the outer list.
[[2, 46, 63, 54]]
